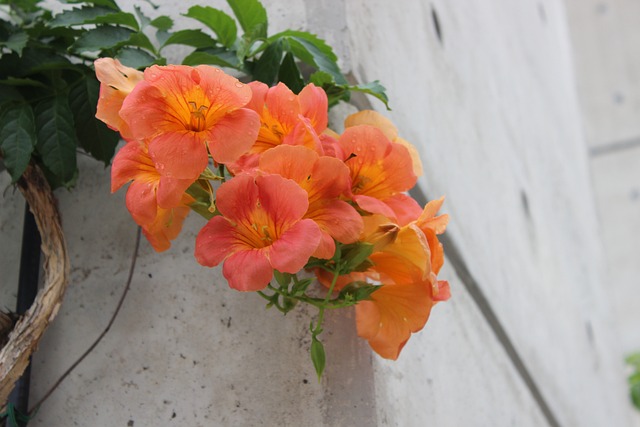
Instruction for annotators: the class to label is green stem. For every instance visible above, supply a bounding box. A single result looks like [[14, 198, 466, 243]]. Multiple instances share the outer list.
[[312, 265, 341, 335]]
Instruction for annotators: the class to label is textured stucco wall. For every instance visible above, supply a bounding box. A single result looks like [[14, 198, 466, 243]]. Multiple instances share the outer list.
[[0, 0, 636, 425]]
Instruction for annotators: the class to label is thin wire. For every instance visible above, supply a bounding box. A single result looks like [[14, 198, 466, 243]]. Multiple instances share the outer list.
[[28, 227, 142, 415]]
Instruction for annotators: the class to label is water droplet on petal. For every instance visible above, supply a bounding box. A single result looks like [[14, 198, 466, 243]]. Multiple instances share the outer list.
[[235, 82, 244, 88]]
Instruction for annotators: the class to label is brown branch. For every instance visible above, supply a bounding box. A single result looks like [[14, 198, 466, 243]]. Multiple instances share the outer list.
[[0, 164, 70, 406]]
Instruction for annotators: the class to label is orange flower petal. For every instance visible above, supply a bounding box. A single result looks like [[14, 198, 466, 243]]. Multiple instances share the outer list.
[[298, 83, 328, 132], [148, 131, 208, 179], [356, 281, 433, 360], [222, 249, 273, 291], [341, 125, 417, 201], [268, 219, 322, 273], [120, 64, 258, 168], [94, 58, 143, 139], [206, 108, 260, 164]]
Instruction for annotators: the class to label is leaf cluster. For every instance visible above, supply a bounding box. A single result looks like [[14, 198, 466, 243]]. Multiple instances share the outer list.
[[0, 0, 388, 188]]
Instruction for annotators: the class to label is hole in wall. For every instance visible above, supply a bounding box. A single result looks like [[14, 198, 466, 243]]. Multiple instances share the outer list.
[[520, 190, 531, 220], [538, 3, 547, 23], [431, 6, 443, 44]]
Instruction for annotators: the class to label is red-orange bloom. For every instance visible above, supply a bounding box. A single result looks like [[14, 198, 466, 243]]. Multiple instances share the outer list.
[[119, 65, 260, 180], [94, 58, 144, 140], [339, 125, 417, 220], [111, 141, 194, 251], [195, 174, 322, 291], [356, 281, 433, 360], [258, 145, 363, 258], [344, 110, 423, 177], [352, 205, 451, 360], [229, 82, 328, 173]]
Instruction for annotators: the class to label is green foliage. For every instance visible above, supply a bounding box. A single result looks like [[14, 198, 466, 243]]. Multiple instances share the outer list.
[[35, 96, 78, 188], [0, 104, 37, 181], [226, 0, 267, 41], [627, 352, 640, 411], [0, 0, 389, 188], [310, 335, 326, 380], [184, 6, 237, 48], [68, 74, 120, 164]]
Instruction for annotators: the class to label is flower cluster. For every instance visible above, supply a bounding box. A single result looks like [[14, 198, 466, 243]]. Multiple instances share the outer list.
[[95, 58, 450, 370]]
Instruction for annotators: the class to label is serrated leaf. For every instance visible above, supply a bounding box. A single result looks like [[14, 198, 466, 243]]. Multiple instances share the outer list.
[[133, 6, 151, 28], [123, 32, 156, 53], [271, 30, 338, 61], [0, 32, 29, 56], [50, 7, 139, 30], [184, 6, 237, 49], [160, 29, 216, 49], [310, 336, 326, 380], [72, 25, 135, 52], [150, 15, 173, 31], [62, 0, 119, 9], [115, 47, 156, 69], [9, 49, 72, 76], [182, 49, 240, 68], [349, 81, 390, 110], [68, 75, 119, 164], [309, 70, 334, 87], [34, 97, 78, 187], [0, 104, 36, 182], [252, 40, 282, 85], [277, 52, 304, 93], [227, 0, 267, 40], [285, 34, 347, 85]]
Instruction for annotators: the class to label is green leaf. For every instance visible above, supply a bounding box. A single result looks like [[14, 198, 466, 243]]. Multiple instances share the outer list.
[[273, 270, 291, 287], [50, 7, 139, 30], [0, 32, 29, 56], [632, 382, 640, 410], [68, 75, 119, 164], [252, 39, 282, 85], [227, 0, 267, 40], [310, 336, 326, 380], [123, 32, 157, 53], [186, 180, 216, 220], [184, 6, 237, 48], [160, 29, 216, 49], [133, 6, 151, 28], [182, 48, 240, 69], [349, 81, 390, 110], [34, 96, 78, 187], [149, 16, 173, 31], [284, 33, 347, 84], [0, 77, 46, 88], [340, 242, 374, 274], [277, 52, 304, 93], [626, 353, 640, 369], [15, 49, 73, 76], [72, 26, 135, 52], [62, 0, 119, 10], [0, 85, 23, 106], [115, 47, 156, 69], [0, 104, 37, 182], [339, 282, 380, 302]]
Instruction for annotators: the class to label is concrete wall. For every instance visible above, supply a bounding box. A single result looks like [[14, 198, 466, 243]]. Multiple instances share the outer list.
[[0, 0, 637, 425]]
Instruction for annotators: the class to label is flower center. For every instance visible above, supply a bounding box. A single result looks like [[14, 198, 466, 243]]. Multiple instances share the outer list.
[[188, 102, 209, 132]]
